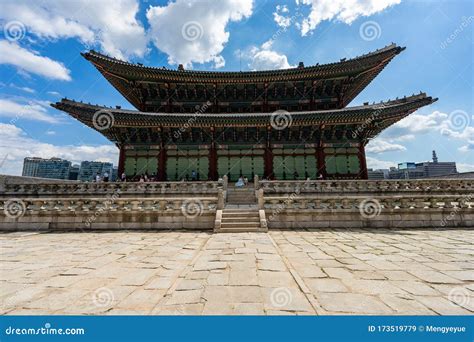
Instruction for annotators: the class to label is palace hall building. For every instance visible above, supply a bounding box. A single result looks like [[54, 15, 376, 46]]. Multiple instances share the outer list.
[[52, 44, 436, 181]]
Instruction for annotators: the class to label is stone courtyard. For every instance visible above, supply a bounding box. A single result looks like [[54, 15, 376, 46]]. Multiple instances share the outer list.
[[1, 229, 473, 315]]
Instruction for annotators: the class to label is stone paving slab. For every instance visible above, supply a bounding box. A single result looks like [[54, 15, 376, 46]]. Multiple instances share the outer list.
[[1, 229, 473, 315]]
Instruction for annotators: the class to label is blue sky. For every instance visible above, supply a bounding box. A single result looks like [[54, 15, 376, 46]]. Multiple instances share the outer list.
[[0, 0, 472, 175]]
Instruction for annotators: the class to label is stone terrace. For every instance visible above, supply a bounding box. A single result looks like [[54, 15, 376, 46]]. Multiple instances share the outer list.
[[1, 229, 473, 315]]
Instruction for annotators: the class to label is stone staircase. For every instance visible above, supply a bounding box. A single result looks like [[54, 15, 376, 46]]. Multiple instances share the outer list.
[[217, 208, 265, 232], [214, 185, 267, 233], [225, 185, 257, 205]]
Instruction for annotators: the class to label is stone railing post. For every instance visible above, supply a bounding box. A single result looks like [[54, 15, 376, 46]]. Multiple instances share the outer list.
[[222, 175, 228, 191], [254, 174, 259, 190], [217, 188, 225, 209], [257, 188, 264, 209]]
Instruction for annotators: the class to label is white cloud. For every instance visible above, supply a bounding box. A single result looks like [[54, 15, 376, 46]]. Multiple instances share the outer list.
[[297, 0, 401, 35], [0, 123, 118, 176], [9, 83, 36, 93], [273, 5, 292, 28], [366, 138, 406, 154], [390, 111, 448, 136], [0, 98, 61, 123], [457, 163, 474, 172], [383, 110, 473, 146], [366, 156, 395, 170], [242, 40, 293, 71], [0, 40, 71, 81], [0, 0, 148, 60], [146, 0, 253, 68]]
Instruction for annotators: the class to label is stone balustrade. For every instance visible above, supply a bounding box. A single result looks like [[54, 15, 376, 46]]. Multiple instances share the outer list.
[[0, 195, 221, 230], [1, 176, 472, 231], [263, 195, 473, 210], [257, 179, 474, 195], [1, 180, 223, 198], [261, 193, 473, 228]]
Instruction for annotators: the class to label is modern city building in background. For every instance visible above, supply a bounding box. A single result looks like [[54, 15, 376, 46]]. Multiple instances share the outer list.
[[68, 164, 80, 180], [21, 158, 115, 181], [78, 161, 114, 182], [368, 151, 458, 180], [22, 157, 71, 180]]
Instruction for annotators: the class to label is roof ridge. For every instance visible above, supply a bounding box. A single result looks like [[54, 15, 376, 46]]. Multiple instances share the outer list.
[[82, 43, 404, 74]]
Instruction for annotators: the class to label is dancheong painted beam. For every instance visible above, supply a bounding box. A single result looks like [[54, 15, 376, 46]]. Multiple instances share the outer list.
[[52, 93, 436, 182]]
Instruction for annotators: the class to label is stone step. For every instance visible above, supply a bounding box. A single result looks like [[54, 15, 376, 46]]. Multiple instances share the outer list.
[[222, 211, 258, 216], [221, 218, 260, 224], [217, 227, 265, 233], [220, 222, 262, 229], [222, 208, 257, 212]]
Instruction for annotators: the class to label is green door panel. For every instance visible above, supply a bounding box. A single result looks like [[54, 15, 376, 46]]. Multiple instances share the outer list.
[[254, 157, 264, 178], [348, 155, 360, 174], [336, 155, 348, 174], [146, 157, 158, 175], [306, 155, 317, 178], [325, 155, 337, 174], [273, 156, 284, 180], [136, 157, 148, 174], [124, 158, 136, 176], [198, 157, 209, 180]]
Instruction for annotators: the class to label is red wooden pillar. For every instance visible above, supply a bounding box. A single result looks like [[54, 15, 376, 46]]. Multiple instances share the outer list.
[[316, 125, 327, 179], [316, 144, 326, 179], [358, 143, 368, 179], [158, 128, 167, 181], [209, 127, 218, 180], [117, 145, 125, 176], [158, 147, 166, 181]]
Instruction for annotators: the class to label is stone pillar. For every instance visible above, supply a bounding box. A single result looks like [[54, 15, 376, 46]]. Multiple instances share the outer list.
[[257, 188, 264, 209], [217, 188, 225, 209], [222, 175, 228, 190]]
